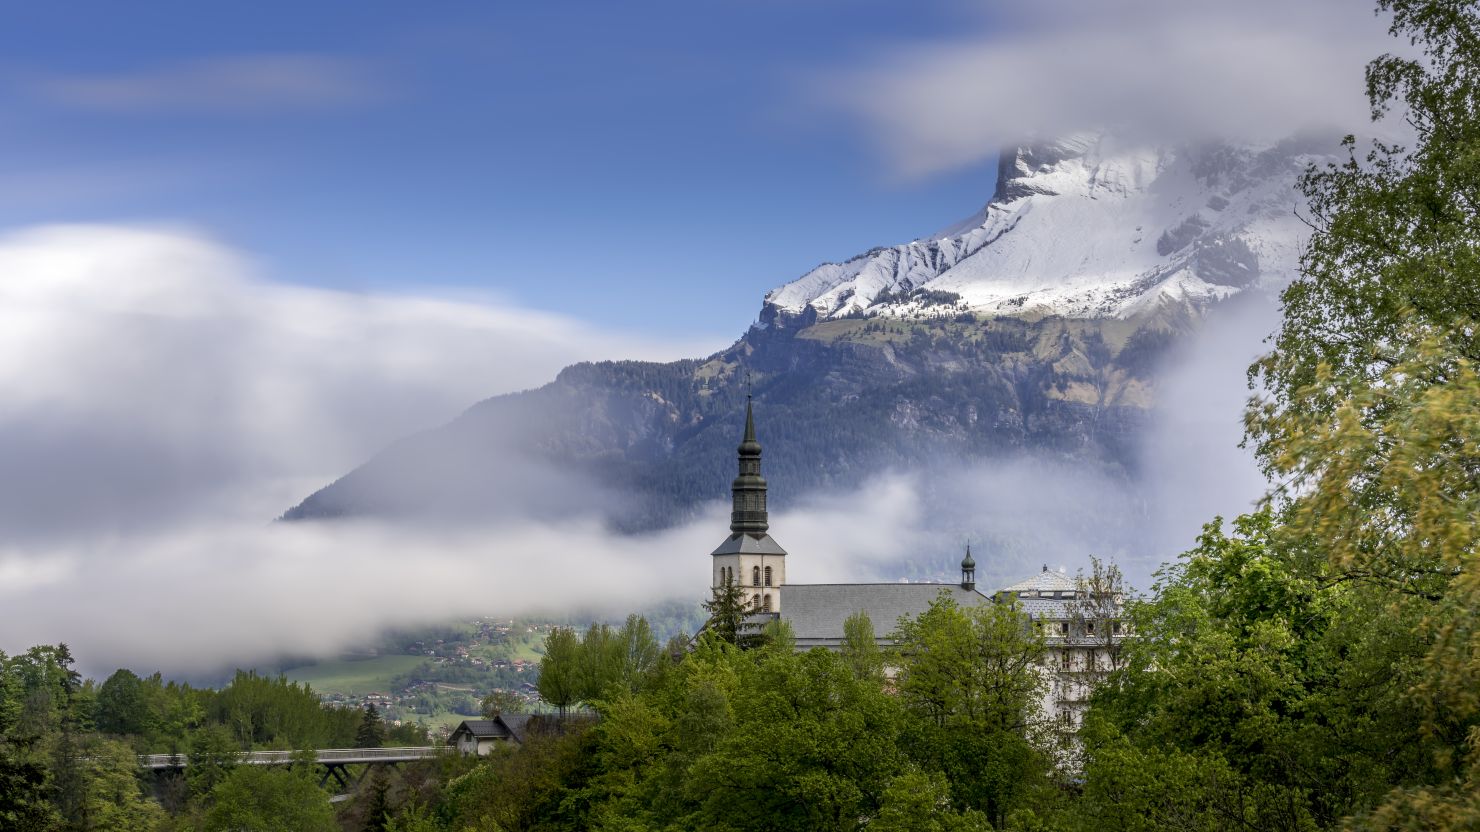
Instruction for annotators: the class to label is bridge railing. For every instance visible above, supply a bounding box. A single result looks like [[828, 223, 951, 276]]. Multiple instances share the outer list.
[[140, 746, 446, 770]]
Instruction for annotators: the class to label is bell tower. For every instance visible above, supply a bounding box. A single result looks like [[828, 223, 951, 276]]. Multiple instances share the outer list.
[[710, 396, 787, 614]]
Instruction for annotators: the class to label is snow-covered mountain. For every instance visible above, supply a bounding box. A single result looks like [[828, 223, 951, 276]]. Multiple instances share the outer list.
[[763, 132, 1327, 326], [284, 131, 1339, 578]]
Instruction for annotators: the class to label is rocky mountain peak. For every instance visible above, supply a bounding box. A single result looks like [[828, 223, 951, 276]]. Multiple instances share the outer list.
[[762, 132, 1333, 328]]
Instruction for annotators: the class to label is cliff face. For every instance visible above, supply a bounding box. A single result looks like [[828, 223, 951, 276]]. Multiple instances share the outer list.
[[282, 310, 1170, 532]]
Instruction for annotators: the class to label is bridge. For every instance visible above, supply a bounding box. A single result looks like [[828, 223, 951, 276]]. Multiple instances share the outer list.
[[140, 746, 446, 791]]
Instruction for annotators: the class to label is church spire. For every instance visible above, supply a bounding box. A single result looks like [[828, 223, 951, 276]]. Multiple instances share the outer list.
[[730, 396, 768, 535], [961, 543, 976, 591]]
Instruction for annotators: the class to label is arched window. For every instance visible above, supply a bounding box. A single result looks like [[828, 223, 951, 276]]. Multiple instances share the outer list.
[[764, 566, 772, 586], [763, 594, 772, 612], [752, 566, 761, 587], [752, 593, 761, 609]]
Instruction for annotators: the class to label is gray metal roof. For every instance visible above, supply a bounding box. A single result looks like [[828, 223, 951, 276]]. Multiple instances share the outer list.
[[1000, 567, 1078, 596], [1016, 598, 1073, 618], [711, 533, 789, 556], [449, 719, 506, 739], [781, 583, 990, 646], [498, 713, 533, 743], [448, 713, 534, 743]]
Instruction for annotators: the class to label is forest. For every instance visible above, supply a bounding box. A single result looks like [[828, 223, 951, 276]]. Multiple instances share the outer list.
[[5, 0, 1480, 829]]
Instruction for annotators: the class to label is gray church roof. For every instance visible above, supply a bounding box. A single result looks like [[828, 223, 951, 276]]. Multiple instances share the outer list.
[[781, 583, 990, 649], [711, 533, 788, 556]]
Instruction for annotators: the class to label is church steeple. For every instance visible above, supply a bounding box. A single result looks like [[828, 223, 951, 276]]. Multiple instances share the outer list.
[[961, 544, 977, 591], [730, 396, 769, 535]]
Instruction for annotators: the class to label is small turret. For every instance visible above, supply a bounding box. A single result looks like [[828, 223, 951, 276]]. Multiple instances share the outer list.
[[961, 544, 976, 591]]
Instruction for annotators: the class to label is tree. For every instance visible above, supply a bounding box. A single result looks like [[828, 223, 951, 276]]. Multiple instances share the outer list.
[[1067, 557, 1128, 673], [96, 670, 155, 738], [701, 575, 764, 649], [1242, 2, 1480, 825], [61, 737, 167, 832], [184, 725, 240, 799], [0, 751, 58, 832], [687, 645, 909, 831], [841, 611, 884, 683], [201, 765, 337, 832], [615, 614, 661, 693], [576, 623, 624, 703], [355, 703, 386, 749], [1080, 512, 1440, 830], [480, 689, 526, 719], [889, 593, 1049, 826], [359, 767, 393, 832], [536, 627, 581, 718], [890, 593, 1045, 732], [1254, 0, 1480, 434]]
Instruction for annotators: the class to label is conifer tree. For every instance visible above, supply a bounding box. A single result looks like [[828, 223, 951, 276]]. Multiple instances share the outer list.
[[354, 704, 386, 749], [701, 576, 762, 648]]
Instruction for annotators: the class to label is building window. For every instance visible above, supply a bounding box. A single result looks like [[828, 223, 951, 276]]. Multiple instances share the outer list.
[[764, 566, 772, 586], [763, 594, 772, 612], [1061, 651, 1072, 670], [1112, 621, 1122, 634], [752, 566, 761, 587], [752, 593, 761, 609], [1059, 621, 1069, 635], [1086, 621, 1096, 636]]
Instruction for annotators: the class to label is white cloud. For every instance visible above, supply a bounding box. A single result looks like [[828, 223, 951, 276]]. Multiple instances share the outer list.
[[0, 223, 1280, 674], [0, 222, 737, 673], [0, 476, 929, 677], [821, 0, 1395, 177], [0, 224, 719, 535], [34, 55, 379, 114]]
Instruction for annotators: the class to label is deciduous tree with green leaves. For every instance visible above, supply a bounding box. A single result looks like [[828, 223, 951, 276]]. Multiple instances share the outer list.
[[1243, 1, 1480, 825]]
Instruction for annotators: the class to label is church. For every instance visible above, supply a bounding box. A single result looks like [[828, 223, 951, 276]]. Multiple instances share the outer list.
[[708, 399, 1124, 733]]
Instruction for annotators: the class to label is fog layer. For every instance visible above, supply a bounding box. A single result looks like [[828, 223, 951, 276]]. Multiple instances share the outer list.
[[0, 224, 1275, 676]]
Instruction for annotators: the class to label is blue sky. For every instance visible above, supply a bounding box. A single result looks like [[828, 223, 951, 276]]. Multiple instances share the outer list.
[[0, 1, 1009, 336]]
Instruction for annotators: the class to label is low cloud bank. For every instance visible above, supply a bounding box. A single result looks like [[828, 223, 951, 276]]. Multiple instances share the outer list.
[[0, 477, 929, 678], [0, 224, 718, 538], [0, 223, 1277, 677]]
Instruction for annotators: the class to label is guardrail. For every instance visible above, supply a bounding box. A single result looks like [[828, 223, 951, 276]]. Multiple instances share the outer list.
[[139, 746, 444, 770]]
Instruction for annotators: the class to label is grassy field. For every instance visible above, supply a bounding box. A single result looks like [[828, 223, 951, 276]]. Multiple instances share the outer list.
[[283, 655, 426, 696]]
